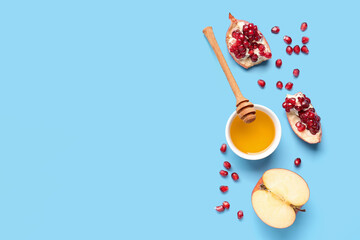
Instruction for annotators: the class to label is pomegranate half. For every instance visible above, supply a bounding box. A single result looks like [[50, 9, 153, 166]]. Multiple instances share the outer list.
[[226, 13, 272, 69], [282, 92, 322, 144]]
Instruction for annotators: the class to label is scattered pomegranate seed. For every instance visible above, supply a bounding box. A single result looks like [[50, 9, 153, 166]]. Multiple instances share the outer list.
[[294, 45, 300, 54], [220, 144, 227, 153], [285, 82, 293, 90], [257, 79, 266, 88], [237, 210, 244, 219], [294, 158, 301, 166], [219, 170, 228, 177], [300, 22, 308, 31], [271, 26, 280, 34], [220, 185, 229, 193], [231, 172, 239, 181], [223, 161, 231, 170], [301, 45, 309, 54], [286, 46, 293, 55], [223, 201, 230, 209], [215, 205, 225, 212], [293, 69, 300, 77], [302, 36, 309, 44], [276, 81, 283, 89], [275, 59, 282, 68], [283, 35, 292, 44]]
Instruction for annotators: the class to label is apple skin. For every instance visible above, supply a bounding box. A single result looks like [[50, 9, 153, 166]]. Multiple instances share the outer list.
[[225, 13, 271, 69]]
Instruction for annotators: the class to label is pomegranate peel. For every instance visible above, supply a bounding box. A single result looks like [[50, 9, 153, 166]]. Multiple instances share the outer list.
[[283, 92, 322, 144], [226, 13, 271, 69]]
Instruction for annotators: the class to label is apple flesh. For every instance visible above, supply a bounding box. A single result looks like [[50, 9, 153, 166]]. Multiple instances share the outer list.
[[251, 169, 310, 229]]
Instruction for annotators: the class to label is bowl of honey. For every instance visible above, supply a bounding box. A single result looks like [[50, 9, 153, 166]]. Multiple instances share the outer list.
[[225, 104, 281, 160]]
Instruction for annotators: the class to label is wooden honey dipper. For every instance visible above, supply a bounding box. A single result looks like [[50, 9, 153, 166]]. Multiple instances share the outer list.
[[203, 26, 256, 124]]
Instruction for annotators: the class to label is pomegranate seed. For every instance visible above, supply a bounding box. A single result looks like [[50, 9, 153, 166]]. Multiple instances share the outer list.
[[301, 22, 308, 31], [237, 210, 244, 219], [271, 26, 280, 34], [219, 170, 228, 177], [220, 185, 229, 193], [215, 205, 225, 212], [286, 46, 293, 55], [257, 79, 266, 88], [231, 172, 239, 181], [264, 52, 272, 58], [276, 81, 283, 89], [302, 36, 309, 44], [223, 201, 230, 209], [301, 45, 309, 54], [283, 35, 292, 44], [250, 54, 258, 62], [294, 158, 301, 166], [275, 59, 282, 68], [223, 161, 231, 170], [293, 69, 300, 77], [220, 144, 227, 153], [285, 82, 293, 90], [296, 123, 306, 132], [294, 45, 300, 54], [258, 44, 265, 52]]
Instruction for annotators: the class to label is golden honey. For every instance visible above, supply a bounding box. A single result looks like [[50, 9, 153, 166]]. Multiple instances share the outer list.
[[230, 110, 275, 154]]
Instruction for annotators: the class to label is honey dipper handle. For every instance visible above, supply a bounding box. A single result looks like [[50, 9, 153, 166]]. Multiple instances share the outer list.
[[203, 26, 244, 101]]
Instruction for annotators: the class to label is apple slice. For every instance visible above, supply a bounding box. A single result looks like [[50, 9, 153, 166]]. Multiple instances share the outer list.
[[252, 169, 310, 229]]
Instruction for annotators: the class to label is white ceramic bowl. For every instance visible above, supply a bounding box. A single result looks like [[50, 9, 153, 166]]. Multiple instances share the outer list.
[[225, 104, 281, 160]]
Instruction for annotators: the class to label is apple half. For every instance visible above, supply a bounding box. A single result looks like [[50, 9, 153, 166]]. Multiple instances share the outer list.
[[251, 169, 310, 229]]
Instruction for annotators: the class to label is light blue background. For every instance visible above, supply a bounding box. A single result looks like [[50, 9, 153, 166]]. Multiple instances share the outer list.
[[0, 0, 358, 239]]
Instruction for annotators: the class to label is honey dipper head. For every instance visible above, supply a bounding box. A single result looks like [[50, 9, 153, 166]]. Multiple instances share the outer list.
[[236, 100, 256, 124]]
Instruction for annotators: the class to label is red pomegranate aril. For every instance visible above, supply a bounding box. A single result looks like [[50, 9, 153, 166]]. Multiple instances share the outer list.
[[231, 172, 239, 181], [276, 81, 283, 89], [243, 40, 250, 48], [283, 35, 292, 44], [220, 170, 228, 177], [257, 79, 266, 88], [286, 46, 293, 55], [215, 205, 225, 212], [275, 59, 282, 68], [237, 210, 244, 219], [301, 45, 309, 54], [220, 144, 227, 153], [220, 185, 229, 193], [248, 29, 254, 35], [294, 158, 301, 166], [223, 161, 231, 170], [223, 201, 230, 209], [302, 36, 309, 44], [271, 26, 280, 34], [293, 69, 300, 77], [301, 22, 308, 31], [285, 82, 293, 90], [264, 52, 272, 58], [294, 45, 300, 54], [258, 44, 265, 52], [250, 54, 258, 62]]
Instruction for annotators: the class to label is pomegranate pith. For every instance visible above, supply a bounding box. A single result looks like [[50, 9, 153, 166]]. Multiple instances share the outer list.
[[220, 170, 228, 177], [257, 79, 266, 88], [215, 205, 225, 212], [285, 82, 293, 90], [220, 144, 227, 153], [223, 201, 230, 209], [275, 59, 282, 68], [223, 161, 231, 170], [294, 45, 300, 54], [300, 22, 308, 31], [286, 46, 293, 55], [283, 36, 292, 44], [294, 158, 301, 166], [220, 185, 229, 193], [237, 210, 244, 219], [271, 26, 280, 34], [301, 45, 309, 54], [231, 172, 239, 181], [276, 81, 283, 89], [302, 36, 309, 44], [293, 69, 300, 77]]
